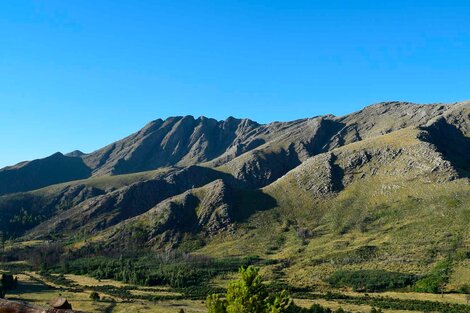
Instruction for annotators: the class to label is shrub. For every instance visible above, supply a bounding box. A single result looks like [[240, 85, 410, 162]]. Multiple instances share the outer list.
[[459, 284, 470, 294], [0, 273, 18, 298], [413, 259, 451, 293], [310, 304, 331, 313], [90, 291, 100, 301]]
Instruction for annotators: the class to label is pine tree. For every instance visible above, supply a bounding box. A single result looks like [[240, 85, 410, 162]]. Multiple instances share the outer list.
[[206, 266, 292, 313]]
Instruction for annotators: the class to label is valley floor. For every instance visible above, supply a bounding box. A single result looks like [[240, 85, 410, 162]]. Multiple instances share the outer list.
[[2, 269, 469, 313]]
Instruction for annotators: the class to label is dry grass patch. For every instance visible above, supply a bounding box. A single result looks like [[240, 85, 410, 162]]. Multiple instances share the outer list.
[[64, 274, 129, 288], [111, 300, 206, 313]]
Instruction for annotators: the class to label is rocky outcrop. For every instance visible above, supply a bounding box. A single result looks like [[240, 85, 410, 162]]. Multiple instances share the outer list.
[[216, 117, 344, 188], [268, 126, 460, 200], [195, 180, 235, 233], [290, 153, 343, 197], [422, 112, 470, 176], [337, 101, 449, 141], [0, 299, 82, 313]]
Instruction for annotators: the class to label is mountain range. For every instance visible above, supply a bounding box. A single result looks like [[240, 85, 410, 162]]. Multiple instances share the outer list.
[[1, 101, 470, 287]]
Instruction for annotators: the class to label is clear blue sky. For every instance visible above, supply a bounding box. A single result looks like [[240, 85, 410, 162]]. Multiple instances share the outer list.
[[1, 1, 469, 168]]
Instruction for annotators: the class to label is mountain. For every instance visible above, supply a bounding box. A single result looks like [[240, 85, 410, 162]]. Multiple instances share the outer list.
[[1, 101, 470, 288], [0, 152, 91, 196], [82, 116, 261, 176]]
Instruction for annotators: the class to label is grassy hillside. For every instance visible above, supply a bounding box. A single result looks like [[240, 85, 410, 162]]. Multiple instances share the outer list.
[[195, 127, 470, 290]]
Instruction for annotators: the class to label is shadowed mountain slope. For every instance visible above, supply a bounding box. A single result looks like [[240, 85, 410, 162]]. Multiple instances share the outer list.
[[0, 153, 92, 196], [25, 166, 237, 239]]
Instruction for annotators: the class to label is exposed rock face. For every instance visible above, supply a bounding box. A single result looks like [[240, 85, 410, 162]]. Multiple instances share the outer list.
[[422, 112, 470, 175], [195, 179, 235, 233], [289, 153, 343, 197], [336, 101, 449, 142], [215, 117, 344, 188], [269, 126, 461, 200], [82, 116, 261, 176], [49, 297, 71, 310]]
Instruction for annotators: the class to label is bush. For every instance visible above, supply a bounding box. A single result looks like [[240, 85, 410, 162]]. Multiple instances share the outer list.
[[309, 304, 355, 313], [90, 291, 100, 301], [458, 284, 470, 294], [0, 273, 18, 298], [413, 259, 451, 293]]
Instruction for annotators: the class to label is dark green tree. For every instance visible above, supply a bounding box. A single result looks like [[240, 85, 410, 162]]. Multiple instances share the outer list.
[[0, 231, 5, 252], [206, 266, 292, 313], [0, 274, 18, 298]]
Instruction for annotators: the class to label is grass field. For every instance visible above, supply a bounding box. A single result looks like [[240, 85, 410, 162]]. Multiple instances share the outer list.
[[4, 270, 204, 313], [2, 268, 470, 313]]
